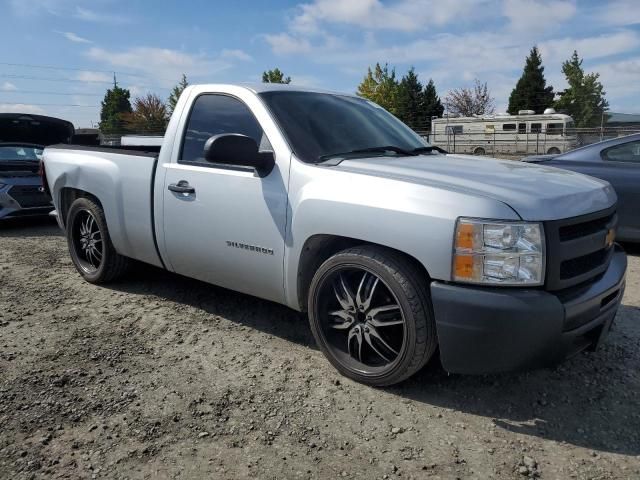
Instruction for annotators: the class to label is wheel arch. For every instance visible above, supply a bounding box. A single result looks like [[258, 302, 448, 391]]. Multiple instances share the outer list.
[[295, 234, 431, 312], [58, 187, 103, 228]]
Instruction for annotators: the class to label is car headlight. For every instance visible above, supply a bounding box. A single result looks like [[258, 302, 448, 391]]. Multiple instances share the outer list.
[[0, 183, 6, 189], [453, 218, 545, 286]]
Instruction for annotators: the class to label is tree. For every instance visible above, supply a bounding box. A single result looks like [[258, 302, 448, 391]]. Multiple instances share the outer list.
[[508, 46, 555, 114], [356, 63, 399, 115], [168, 74, 189, 114], [99, 82, 132, 134], [262, 68, 291, 84], [444, 79, 495, 117], [554, 51, 608, 128], [421, 79, 444, 127], [123, 94, 169, 133], [396, 67, 423, 129]]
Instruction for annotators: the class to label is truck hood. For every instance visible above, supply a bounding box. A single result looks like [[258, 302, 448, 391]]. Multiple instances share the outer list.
[[335, 153, 616, 221], [0, 113, 74, 145]]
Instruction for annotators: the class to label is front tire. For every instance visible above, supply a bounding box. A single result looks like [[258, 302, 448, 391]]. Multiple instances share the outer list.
[[308, 246, 437, 386], [66, 197, 129, 283]]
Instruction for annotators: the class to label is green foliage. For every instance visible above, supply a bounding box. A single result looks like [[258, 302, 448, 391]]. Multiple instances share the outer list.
[[396, 68, 423, 128], [99, 83, 132, 134], [554, 51, 608, 128], [262, 68, 291, 84], [168, 74, 189, 114], [508, 46, 555, 114], [356, 63, 399, 115], [358, 64, 444, 130], [422, 79, 444, 125]]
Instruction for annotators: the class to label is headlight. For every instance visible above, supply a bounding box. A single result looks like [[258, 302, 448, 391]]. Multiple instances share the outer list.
[[0, 183, 6, 189], [453, 218, 545, 286]]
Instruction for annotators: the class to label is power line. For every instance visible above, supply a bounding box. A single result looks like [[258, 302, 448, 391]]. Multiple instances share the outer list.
[[0, 90, 103, 97], [0, 62, 144, 78], [0, 101, 96, 108], [0, 74, 170, 90]]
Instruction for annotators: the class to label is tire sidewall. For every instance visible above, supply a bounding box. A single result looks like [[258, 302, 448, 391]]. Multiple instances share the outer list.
[[308, 251, 425, 386], [66, 198, 110, 283]]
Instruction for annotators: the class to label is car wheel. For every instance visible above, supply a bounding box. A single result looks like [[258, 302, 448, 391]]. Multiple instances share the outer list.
[[547, 147, 561, 154], [473, 147, 486, 155], [308, 245, 437, 386], [66, 197, 129, 283]]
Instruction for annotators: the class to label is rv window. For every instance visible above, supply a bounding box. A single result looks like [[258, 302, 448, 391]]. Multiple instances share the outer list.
[[446, 125, 463, 134], [502, 123, 516, 131], [518, 123, 526, 134], [546, 123, 564, 135], [530, 123, 542, 133]]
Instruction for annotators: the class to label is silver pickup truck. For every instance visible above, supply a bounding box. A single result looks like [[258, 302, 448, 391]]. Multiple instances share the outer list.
[[42, 84, 627, 386]]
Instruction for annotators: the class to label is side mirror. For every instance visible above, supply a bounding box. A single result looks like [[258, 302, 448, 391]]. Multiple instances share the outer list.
[[203, 134, 275, 177]]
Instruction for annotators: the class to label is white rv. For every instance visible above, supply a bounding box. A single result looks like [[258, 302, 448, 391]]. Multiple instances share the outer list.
[[430, 109, 577, 156]]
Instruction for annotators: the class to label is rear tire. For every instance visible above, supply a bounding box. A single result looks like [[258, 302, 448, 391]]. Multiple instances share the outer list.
[[308, 246, 437, 386], [473, 147, 486, 155], [66, 197, 129, 283]]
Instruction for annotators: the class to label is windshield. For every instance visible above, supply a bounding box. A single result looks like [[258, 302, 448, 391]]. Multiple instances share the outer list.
[[259, 91, 429, 163], [0, 145, 43, 162]]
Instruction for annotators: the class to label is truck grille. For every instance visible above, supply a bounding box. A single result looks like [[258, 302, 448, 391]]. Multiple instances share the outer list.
[[8, 185, 51, 208], [545, 207, 617, 291]]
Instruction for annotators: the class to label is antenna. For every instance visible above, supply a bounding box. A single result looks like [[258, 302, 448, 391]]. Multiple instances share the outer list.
[[113, 72, 117, 88]]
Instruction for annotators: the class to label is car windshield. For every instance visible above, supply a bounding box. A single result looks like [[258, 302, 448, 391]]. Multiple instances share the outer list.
[[0, 145, 43, 162], [259, 91, 430, 163]]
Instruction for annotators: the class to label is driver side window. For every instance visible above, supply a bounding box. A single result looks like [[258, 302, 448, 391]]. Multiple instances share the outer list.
[[180, 94, 270, 164]]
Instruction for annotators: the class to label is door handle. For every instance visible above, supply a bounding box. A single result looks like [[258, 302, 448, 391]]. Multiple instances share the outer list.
[[168, 180, 195, 194]]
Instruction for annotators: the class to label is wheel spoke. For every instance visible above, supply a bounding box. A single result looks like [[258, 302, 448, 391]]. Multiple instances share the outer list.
[[367, 304, 402, 326], [365, 325, 399, 360], [86, 247, 96, 267], [356, 272, 379, 311], [328, 310, 354, 330], [363, 329, 391, 363], [92, 246, 103, 260], [333, 274, 356, 310], [347, 326, 363, 362]]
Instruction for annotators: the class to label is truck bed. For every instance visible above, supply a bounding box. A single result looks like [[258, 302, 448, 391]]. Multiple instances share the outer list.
[[43, 144, 164, 268]]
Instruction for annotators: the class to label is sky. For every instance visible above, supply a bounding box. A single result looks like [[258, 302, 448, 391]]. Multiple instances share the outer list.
[[0, 0, 639, 128]]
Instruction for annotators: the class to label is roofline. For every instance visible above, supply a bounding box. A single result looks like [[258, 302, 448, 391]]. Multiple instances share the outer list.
[[188, 82, 357, 97]]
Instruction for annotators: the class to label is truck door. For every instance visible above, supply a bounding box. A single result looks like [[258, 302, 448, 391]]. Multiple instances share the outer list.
[[160, 93, 289, 304]]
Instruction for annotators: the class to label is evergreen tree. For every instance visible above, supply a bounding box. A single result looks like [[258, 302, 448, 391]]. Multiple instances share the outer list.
[[422, 79, 444, 128], [262, 68, 291, 84], [554, 50, 608, 128], [99, 81, 132, 134], [508, 46, 554, 114], [356, 63, 399, 115], [168, 74, 189, 114], [396, 67, 423, 128]]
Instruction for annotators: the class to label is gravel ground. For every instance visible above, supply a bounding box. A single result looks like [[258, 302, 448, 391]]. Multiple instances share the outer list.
[[1, 217, 639, 480]]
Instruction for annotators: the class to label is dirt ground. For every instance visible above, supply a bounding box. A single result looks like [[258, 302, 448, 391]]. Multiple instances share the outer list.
[[1, 217, 639, 480]]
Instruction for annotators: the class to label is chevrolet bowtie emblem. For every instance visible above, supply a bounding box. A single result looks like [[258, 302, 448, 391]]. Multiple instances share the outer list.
[[605, 228, 616, 248]]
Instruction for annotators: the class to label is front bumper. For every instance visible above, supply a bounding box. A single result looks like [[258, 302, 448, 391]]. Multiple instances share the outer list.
[[431, 246, 627, 374], [0, 183, 53, 219]]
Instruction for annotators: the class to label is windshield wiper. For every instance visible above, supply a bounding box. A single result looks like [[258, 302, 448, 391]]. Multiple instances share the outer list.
[[318, 145, 417, 162], [410, 146, 448, 154]]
